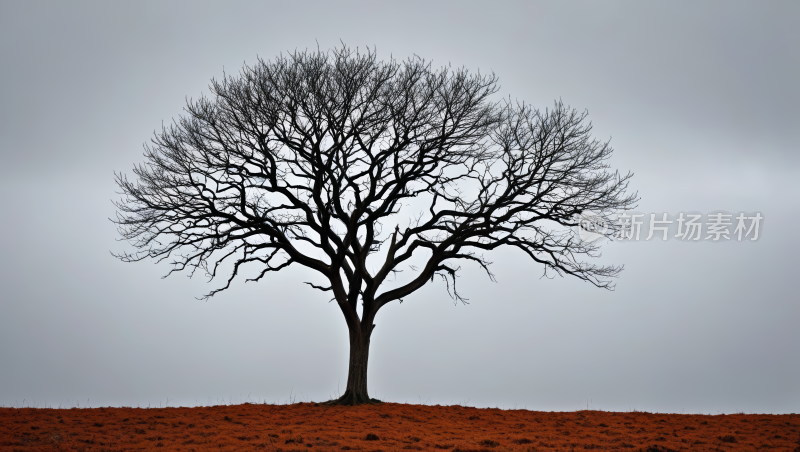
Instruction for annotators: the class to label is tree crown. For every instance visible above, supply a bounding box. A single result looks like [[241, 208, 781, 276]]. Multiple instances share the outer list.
[[113, 46, 637, 320]]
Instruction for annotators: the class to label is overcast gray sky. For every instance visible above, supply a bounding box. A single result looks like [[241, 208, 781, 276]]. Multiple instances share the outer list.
[[1, 1, 798, 413]]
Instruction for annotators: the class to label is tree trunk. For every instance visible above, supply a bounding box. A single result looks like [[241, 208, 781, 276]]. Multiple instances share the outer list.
[[324, 322, 381, 405]]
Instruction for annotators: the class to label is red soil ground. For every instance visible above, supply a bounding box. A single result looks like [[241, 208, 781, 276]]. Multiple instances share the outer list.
[[1, 403, 798, 452]]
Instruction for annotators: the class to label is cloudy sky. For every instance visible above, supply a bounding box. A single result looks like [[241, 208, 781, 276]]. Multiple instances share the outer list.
[[1, 1, 797, 413]]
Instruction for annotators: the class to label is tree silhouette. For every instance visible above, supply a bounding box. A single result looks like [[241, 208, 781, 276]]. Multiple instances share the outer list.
[[113, 46, 637, 405]]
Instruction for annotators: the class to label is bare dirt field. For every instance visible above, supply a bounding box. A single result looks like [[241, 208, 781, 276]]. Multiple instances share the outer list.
[[2, 402, 798, 451]]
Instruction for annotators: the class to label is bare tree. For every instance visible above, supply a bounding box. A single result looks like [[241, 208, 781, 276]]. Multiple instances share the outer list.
[[113, 46, 637, 405]]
